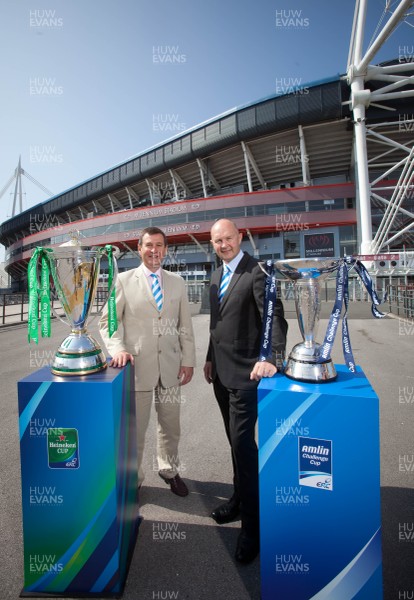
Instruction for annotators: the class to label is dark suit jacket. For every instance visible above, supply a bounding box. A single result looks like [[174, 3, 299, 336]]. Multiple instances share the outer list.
[[206, 252, 288, 390]]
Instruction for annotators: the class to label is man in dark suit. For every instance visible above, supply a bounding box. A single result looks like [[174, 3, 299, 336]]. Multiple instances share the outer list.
[[204, 219, 287, 564]]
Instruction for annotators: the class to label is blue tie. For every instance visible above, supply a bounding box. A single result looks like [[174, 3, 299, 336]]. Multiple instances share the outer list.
[[151, 274, 163, 310], [218, 265, 231, 303]]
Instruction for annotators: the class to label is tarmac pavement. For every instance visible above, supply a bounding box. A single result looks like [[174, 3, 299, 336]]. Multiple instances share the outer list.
[[0, 302, 413, 600]]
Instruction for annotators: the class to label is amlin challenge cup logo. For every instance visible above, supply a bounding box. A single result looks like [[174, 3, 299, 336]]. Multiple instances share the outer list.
[[298, 437, 332, 491], [47, 428, 79, 469]]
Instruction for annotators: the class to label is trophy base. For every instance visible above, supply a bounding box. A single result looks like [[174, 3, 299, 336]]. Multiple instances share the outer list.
[[51, 331, 107, 376], [284, 357, 337, 383]]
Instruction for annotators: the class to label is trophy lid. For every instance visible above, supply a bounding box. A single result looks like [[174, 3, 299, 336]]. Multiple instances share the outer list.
[[275, 257, 342, 281], [59, 229, 82, 247], [51, 230, 98, 257]]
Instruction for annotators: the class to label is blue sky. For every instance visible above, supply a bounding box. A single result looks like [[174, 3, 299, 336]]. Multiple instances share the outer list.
[[0, 0, 412, 231]]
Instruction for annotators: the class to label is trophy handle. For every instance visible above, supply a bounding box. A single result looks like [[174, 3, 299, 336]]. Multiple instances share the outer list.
[[44, 252, 72, 327], [50, 303, 71, 327], [87, 246, 119, 323], [258, 261, 272, 277]]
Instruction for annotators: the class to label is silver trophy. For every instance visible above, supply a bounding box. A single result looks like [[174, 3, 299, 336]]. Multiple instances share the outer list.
[[273, 258, 341, 383], [28, 241, 118, 376]]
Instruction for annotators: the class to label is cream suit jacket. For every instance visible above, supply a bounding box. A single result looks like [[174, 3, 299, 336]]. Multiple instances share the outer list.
[[99, 265, 196, 391]]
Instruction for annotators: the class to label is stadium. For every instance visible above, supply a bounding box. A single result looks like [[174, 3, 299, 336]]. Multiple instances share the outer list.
[[1, 59, 413, 293]]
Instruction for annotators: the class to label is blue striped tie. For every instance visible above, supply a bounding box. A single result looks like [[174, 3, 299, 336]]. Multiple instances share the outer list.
[[151, 273, 163, 311], [218, 265, 231, 303]]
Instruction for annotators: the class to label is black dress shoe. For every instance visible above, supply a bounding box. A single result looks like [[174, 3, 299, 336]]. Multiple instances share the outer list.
[[210, 500, 240, 524], [235, 530, 260, 564], [158, 473, 189, 497]]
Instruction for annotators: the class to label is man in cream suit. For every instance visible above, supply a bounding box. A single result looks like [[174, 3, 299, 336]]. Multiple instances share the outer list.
[[99, 227, 195, 497]]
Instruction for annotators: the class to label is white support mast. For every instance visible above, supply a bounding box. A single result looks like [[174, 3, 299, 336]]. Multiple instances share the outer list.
[[346, 0, 414, 254], [0, 156, 53, 219]]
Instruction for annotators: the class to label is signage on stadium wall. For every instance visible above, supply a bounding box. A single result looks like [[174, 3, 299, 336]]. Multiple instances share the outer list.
[[355, 254, 400, 261], [304, 232, 335, 258], [123, 202, 201, 220]]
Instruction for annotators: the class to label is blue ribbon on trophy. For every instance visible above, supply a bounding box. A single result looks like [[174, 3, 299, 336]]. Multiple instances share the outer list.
[[318, 260, 355, 372], [259, 259, 277, 362], [319, 256, 387, 372], [345, 256, 387, 317]]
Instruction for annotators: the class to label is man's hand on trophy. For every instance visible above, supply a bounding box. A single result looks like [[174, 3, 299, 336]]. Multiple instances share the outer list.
[[250, 360, 277, 381], [109, 351, 135, 368]]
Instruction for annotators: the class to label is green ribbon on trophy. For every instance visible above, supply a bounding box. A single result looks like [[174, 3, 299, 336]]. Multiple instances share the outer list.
[[40, 250, 52, 339], [27, 247, 58, 344], [27, 247, 51, 344], [105, 244, 118, 338]]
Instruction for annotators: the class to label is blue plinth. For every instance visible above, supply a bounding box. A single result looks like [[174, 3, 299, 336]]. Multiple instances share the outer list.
[[18, 363, 140, 597], [258, 365, 383, 600]]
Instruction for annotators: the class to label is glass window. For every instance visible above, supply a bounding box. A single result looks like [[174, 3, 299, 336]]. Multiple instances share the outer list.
[[286, 202, 306, 213], [309, 201, 325, 211], [253, 205, 265, 216], [188, 211, 204, 222], [339, 225, 357, 256], [167, 214, 185, 225], [283, 232, 300, 258], [205, 209, 226, 221], [225, 206, 246, 218], [258, 232, 280, 239], [153, 216, 168, 226], [259, 252, 281, 261], [136, 219, 151, 229], [333, 198, 345, 209], [119, 220, 137, 232], [267, 204, 285, 215], [309, 199, 345, 211]]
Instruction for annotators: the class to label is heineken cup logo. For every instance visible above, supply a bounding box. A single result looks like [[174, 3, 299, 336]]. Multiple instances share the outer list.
[[47, 428, 79, 469]]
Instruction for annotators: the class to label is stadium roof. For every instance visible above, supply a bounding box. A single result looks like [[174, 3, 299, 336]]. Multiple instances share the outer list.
[[1, 62, 413, 249]]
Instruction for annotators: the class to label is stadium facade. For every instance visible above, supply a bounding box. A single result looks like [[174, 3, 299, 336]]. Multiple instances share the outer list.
[[1, 63, 413, 291]]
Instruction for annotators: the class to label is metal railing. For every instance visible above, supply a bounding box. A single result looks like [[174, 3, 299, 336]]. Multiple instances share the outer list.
[[0, 284, 206, 328], [0, 293, 66, 326], [1, 279, 413, 326], [278, 277, 384, 303], [0, 293, 30, 325], [95, 281, 207, 311], [387, 285, 414, 319]]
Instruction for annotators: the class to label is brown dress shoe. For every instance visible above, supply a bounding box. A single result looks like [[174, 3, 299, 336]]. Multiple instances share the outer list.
[[159, 473, 189, 497]]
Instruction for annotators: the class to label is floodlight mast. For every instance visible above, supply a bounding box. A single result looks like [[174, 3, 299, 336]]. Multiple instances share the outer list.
[[347, 0, 414, 255], [0, 156, 53, 220]]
